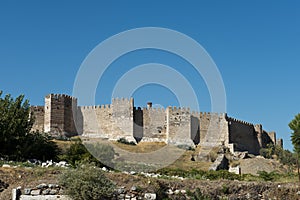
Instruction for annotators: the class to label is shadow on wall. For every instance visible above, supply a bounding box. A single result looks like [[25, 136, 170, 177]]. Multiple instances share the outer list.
[[191, 116, 200, 145], [133, 108, 143, 143]]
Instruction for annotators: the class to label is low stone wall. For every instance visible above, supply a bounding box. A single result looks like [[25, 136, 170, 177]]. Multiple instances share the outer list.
[[12, 184, 158, 200], [12, 184, 70, 200]]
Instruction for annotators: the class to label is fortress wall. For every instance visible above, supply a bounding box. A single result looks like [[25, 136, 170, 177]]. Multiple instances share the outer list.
[[63, 95, 78, 136], [261, 131, 276, 148], [44, 94, 65, 134], [133, 107, 143, 142], [199, 112, 229, 147], [44, 95, 51, 132], [80, 105, 113, 138], [191, 112, 200, 145], [166, 107, 193, 146], [95, 105, 113, 138], [227, 117, 260, 155], [277, 138, 283, 148], [111, 98, 135, 142], [140, 107, 167, 142], [30, 106, 44, 132], [80, 99, 135, 141]]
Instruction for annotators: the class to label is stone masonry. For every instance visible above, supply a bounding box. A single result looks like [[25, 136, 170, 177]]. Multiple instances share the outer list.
[[31, 94, 282, 155]]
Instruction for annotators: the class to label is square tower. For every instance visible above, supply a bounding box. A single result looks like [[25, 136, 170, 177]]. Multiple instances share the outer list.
[[44, 94, 78, 137]]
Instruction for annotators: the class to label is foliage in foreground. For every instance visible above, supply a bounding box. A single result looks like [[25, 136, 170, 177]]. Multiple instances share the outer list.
[[289, 113, 300, 154], [0, 91, 60, 161], [59, 164, 116, 200], [156, 167, 297, 182], [157, 168, 242, 181], [59, 138, 115, 168]]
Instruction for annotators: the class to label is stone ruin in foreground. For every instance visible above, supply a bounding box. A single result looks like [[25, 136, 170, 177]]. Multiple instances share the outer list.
[[30, 94, 283, 155]]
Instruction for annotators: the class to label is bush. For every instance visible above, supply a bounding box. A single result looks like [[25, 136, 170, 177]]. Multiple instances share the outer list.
[[117, 137, 136, 145], [156, 168, 241, 181], [260, 144, 297, 167], [59, 164, 116, 200], [60, 139, 115, 168], [257, 171, 279, 181]]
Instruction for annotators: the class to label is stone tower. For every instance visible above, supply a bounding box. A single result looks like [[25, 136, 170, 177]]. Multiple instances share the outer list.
[[44, 94, 78, 136]]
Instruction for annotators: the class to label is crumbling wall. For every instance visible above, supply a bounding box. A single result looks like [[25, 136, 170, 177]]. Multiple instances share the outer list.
[[141, 107, 166, 142], [111, 98, 135, 142], [166, 107, 193, 146], [228, 117, 260, 155], [199, 113, 229, 147], [30, 106, 44, 132]]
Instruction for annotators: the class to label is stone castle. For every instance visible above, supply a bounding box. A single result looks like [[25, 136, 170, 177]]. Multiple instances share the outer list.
[[30, 94, 283, 155]]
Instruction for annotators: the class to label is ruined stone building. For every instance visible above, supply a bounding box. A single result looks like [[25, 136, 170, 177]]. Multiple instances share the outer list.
[[31, 94, 283, 155]]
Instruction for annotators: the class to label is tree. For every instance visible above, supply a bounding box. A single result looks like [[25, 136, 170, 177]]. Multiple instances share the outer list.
[[0, 91, 34, 160], [0, 91, 59, 161], [21, 131, 60, 161], [289, 113, 300, 182]]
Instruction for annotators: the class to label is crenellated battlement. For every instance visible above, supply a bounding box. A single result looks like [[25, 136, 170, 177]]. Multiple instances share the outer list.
[[227, 117, 253, 126], [47, 93, 77, 101], [31, 93, 281, 155], [112, 97, 133, 103], [199, 112, 227, 118], [80, 104, 111, 110], [191, 111, 200, 116], [140, 107, 165, 112], [167, 106, 191, 112], [30, 105, 44, 112]]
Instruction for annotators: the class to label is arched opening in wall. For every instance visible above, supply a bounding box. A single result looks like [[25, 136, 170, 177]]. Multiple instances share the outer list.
[[191, 116, 200, 145]]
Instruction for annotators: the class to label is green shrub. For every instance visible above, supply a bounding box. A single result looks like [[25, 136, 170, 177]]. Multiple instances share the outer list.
[[117, 137, 136, 145], [156, 168, 241, 181], [257, 171, 279, 181], [59, 164, 116, 200], [60, 139, 115, 168], [260, 144, 297, 167]]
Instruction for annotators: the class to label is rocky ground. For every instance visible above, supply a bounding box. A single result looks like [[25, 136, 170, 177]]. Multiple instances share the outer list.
[[1, 166, 300, 200]]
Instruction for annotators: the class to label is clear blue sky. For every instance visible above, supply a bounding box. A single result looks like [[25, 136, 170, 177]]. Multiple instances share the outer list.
[[1, 1, 299, 150]]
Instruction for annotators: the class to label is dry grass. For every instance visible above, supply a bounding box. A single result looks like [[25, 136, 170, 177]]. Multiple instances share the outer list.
[[54, 138, 212, 171], [112, 141, 167, 153], [167, 145, 212, 171]]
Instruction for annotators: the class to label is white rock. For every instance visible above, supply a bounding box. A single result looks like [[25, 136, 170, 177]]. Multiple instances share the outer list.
[[166, 189, 173, 195], [144, 193, 156, 199]]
